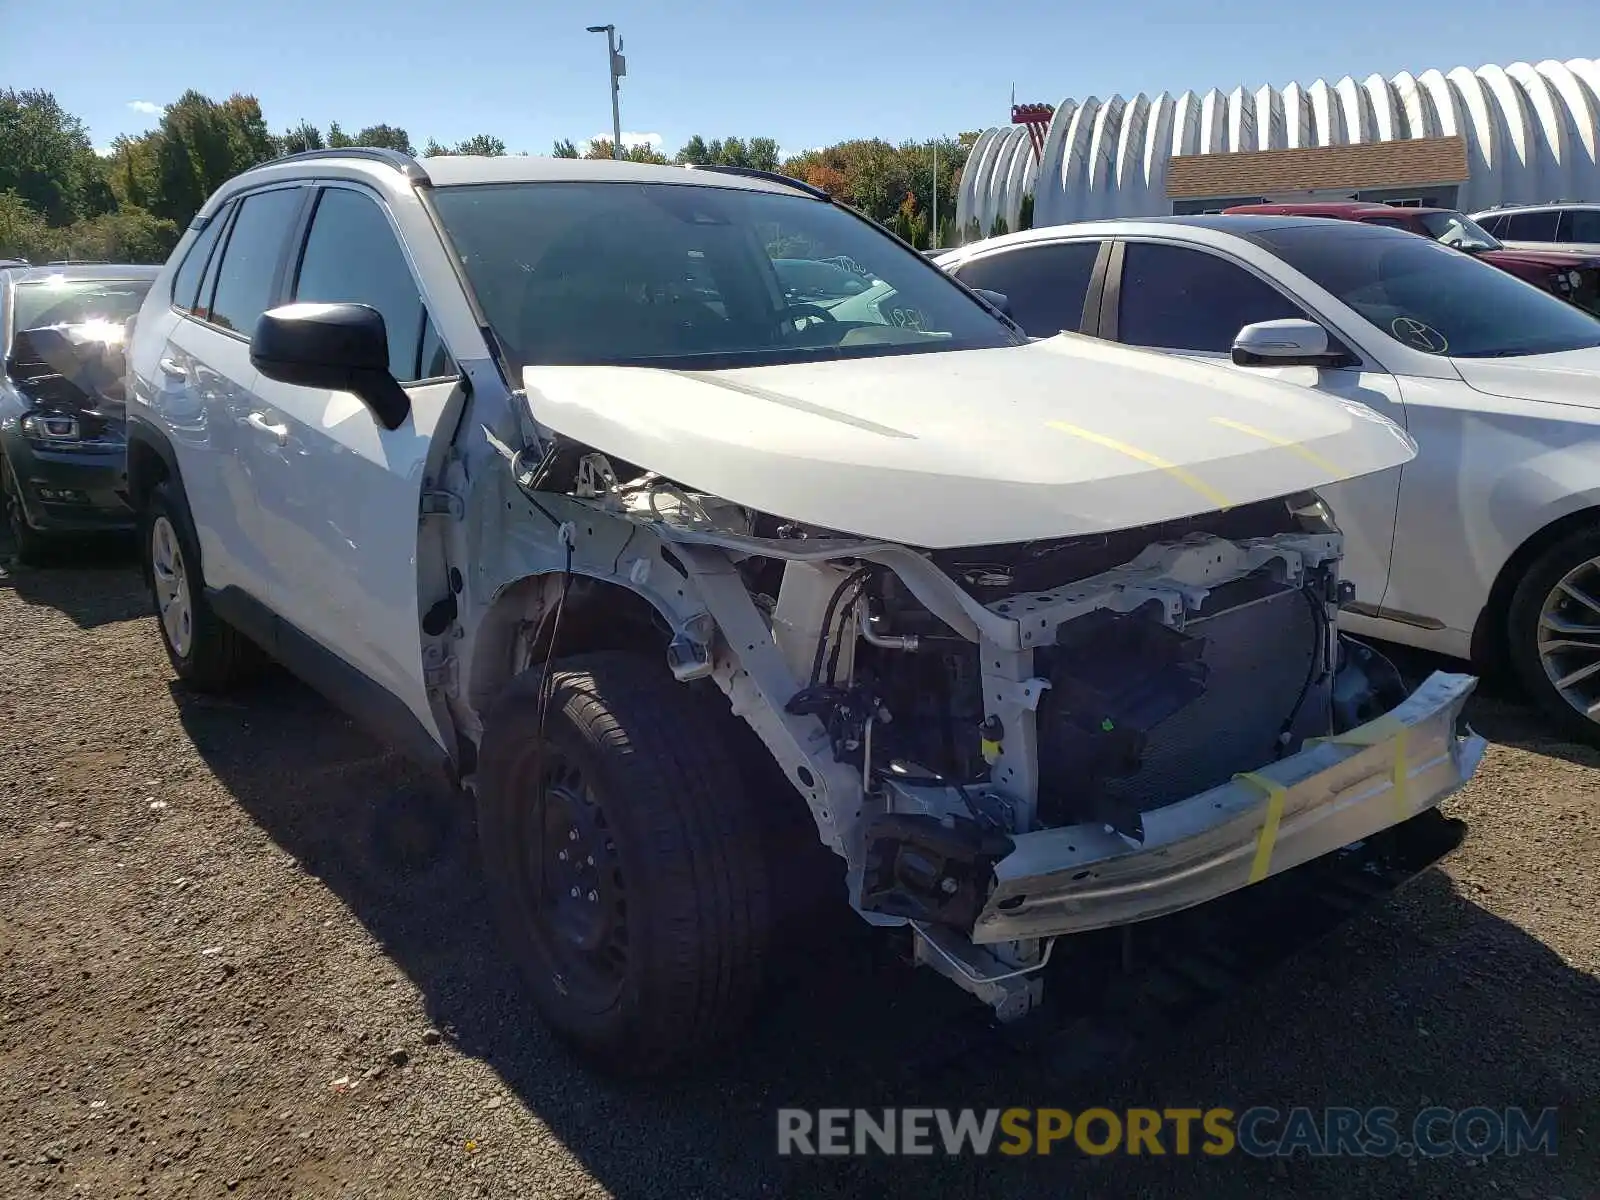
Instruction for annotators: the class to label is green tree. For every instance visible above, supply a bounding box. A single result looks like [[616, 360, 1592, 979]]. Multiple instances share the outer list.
[[327, 121, 356, 148], [1017, 192, 1035, 231], [584, 138, 669, 164], [988, 214, 1009, 238], [454, 134, 507, 157], [552, 138, 579, 158], [276, 120, 325, 156], [149, 91, 276, 228], [355, 124, 414, 155], [0, 190, 55, 260], [675, 135, 780, 172], [0, 89, 110, 225]]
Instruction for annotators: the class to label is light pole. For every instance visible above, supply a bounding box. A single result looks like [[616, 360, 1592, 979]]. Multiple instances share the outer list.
[[585, 24, 625, 160]]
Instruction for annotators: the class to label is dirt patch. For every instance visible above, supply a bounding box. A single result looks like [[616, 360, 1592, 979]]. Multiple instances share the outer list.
[[1, 539, 1596, 1199]]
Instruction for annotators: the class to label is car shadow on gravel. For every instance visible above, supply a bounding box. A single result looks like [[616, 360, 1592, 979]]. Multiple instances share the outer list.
[[169, 669, 1600, 1200], [0, 530, 146, 629]]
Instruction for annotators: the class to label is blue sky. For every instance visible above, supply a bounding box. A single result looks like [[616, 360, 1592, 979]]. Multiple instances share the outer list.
[[3, 0, 1596, 159]]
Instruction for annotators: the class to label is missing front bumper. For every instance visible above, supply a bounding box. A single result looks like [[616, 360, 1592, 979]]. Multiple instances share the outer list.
[[971, 670, 1484, 944]]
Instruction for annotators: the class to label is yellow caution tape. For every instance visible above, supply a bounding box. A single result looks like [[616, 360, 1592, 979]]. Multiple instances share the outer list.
[[1235, 771, 1288, 884], [1046, 421, 1233, 510], [1208, 416, 1345, 478]]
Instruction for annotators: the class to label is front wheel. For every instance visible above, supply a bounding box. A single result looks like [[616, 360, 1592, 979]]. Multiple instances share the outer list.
[[1, 454, 51, 566], [1507, 525, 1600, 745], [476, 651, 770, 1077]]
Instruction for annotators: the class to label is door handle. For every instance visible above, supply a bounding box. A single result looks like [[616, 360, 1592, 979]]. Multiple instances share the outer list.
[[246, 412, 289, 444], [158, 358, 187, 379]]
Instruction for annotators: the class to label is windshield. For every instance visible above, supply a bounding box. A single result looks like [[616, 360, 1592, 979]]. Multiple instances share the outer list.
[[11, 278, 153, 336], [430, 181, 1021, 369], [1417, 211, 1500, 252], [1257, 226, 1600, 359]]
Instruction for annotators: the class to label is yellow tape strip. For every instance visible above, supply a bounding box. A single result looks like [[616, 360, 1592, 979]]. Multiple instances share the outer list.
[[1208, 416, 1345, 478], [1046, 420, 1233, 510], [1236, 771, 1288, 884]]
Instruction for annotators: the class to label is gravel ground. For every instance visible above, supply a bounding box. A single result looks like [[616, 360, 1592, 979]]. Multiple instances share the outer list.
[[1, 533, 1597, 1200]]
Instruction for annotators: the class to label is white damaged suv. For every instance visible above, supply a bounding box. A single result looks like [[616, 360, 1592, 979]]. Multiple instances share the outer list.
[[124, 151, 1485, 1075]]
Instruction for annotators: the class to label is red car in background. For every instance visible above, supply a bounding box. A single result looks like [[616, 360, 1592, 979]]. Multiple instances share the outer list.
[[1223, 202, 1600, 316]]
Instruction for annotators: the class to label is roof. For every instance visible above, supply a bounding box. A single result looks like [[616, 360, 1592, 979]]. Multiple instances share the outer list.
[[936, 213, 1408, 263], [1166, 135, 1470, 200], [270, 152, 812, 198], [1224, 201, 1455, 219], [10, 264, 162, 284]]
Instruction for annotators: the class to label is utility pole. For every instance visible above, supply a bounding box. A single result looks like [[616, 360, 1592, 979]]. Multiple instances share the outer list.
[[586, 24, 626, 159]]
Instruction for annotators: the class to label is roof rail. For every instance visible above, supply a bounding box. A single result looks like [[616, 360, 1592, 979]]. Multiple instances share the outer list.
[[684, 163, 831, 201], [263, 146, 431, 185]]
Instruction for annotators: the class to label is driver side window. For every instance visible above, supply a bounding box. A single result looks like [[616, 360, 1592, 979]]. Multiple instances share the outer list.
[[1117, 242, 1308, 353]]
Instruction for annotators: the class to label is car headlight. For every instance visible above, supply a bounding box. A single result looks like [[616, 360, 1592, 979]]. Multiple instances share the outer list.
[[1570, 270, 1584, 288], [1552, 271, 1575, 292], [20, 412, 83, 442]]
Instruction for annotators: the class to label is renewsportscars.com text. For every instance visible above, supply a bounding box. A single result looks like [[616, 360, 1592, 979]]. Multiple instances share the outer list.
[[776, 1106, 1559, 1158]]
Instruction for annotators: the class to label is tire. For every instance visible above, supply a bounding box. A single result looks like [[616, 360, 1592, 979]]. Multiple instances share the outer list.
[[1, 453, 51, 566], [477, 651, 771, 1077], [1506, 523, 1600, 745], [139, 479, 260, 691]]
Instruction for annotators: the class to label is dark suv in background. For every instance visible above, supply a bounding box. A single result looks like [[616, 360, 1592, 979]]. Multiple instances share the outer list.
[[1224, 202, 1600, 316], [0, 263, 159, 562]]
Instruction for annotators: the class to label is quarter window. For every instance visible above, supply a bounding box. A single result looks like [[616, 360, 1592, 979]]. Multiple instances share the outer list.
[[169, 211, 227, 315], [292, 187, 445, 382], [1116, 243, 1305, 353], [954, 241, 1102, 337], [207, 188, 303, 334]]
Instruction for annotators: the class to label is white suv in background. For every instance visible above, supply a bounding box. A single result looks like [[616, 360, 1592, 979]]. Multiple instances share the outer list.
[[121, 151, 1481, 1076], [1472, 202, 1600, 256]]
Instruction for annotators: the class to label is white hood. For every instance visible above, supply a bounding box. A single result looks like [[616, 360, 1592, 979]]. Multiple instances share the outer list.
[[521, 334, 1416, 549], [1452, 346, 1600, 409]]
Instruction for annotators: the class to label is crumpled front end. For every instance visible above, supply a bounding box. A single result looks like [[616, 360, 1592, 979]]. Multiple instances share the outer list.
[[972, 671, 1484, 943]]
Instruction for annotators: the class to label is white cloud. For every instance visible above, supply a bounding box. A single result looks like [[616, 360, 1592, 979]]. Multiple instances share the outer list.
[[94, 145, 116, 158], [127, 100, 161, 115], [578, 130, 664, 155]]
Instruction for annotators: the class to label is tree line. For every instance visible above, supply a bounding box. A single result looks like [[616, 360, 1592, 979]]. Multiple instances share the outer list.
[[1, 87, 1015, 265]]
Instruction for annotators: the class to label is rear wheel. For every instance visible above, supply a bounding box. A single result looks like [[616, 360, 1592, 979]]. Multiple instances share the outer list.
[[140, 480, 260, 691], [1507, 524, 1600, 745], [1, 454, 51, 566], [477, 651, 770, 1077]]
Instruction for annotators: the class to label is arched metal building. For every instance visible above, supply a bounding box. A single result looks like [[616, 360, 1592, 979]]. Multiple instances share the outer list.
[[955, 58, 1600, 233]]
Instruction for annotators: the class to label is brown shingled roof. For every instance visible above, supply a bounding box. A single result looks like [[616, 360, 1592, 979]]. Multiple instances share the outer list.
[[1165, 135, 1469, 199]]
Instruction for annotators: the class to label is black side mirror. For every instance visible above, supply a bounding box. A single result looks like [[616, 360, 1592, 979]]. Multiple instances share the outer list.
[[971, 287, 1012, 317], [250, 302, 410, 431]]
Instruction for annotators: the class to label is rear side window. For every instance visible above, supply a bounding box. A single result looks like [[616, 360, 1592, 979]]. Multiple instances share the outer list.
[[207, 187, 303, 335], [1117, 242, 1305, 353], [169, 212, 227, 314], [1504, 210, 1559, 241], [1477, 213, 1507, 237], [1560, 210, 1600, 243], [954, 241, 1102, 337], [292, 187, 443, 382]]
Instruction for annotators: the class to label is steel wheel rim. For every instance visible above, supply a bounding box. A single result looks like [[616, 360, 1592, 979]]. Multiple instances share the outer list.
[[150, 516, 194, 659], [515, 747, 629, 1012], [1537, 553, 1600, 724]]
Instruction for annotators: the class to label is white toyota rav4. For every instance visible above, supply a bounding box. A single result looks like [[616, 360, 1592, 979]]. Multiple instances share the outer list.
[[123, 151, 1485, 1076]]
